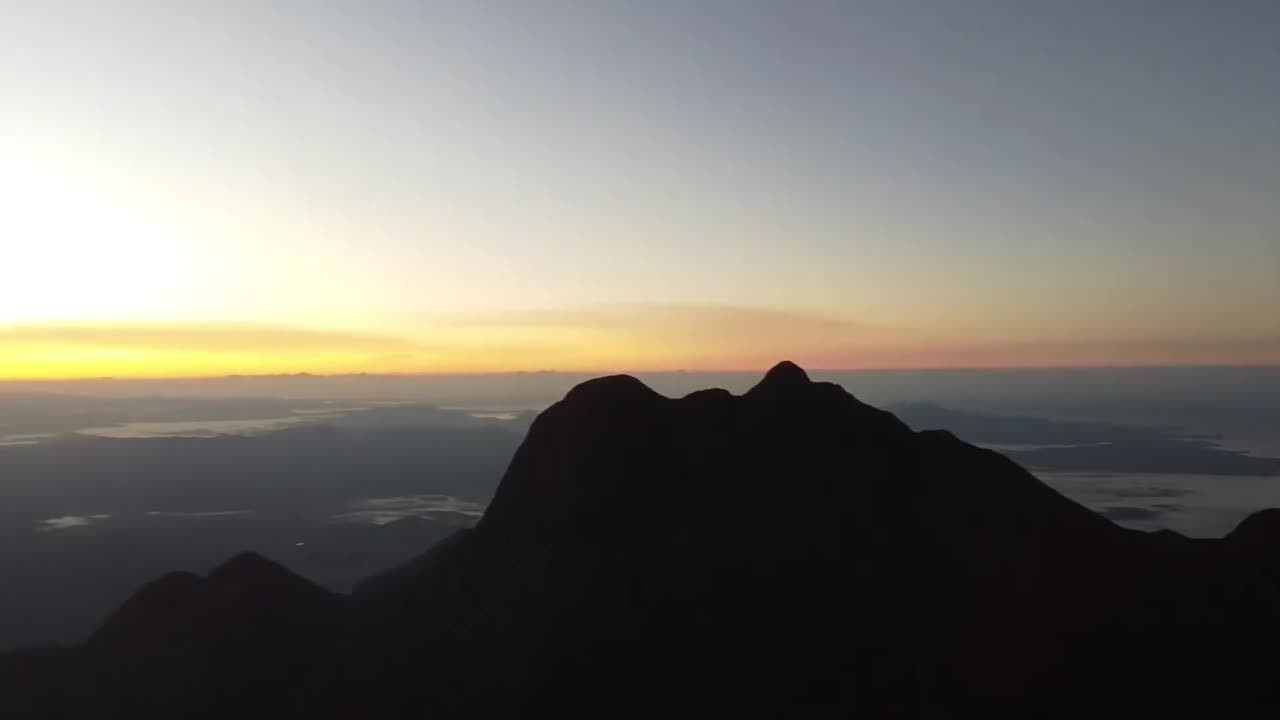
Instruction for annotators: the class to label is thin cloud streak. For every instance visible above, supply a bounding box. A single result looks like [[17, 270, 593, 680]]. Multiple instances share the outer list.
[[0, 325, 415, 353]]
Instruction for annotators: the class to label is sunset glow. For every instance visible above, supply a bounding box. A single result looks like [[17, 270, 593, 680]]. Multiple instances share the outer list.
[[2, 2, 1277, 380]]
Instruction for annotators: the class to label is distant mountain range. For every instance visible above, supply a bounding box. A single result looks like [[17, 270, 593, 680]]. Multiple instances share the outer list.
[[889, 402, 1280, 476], [4, 362, 1279, 718]]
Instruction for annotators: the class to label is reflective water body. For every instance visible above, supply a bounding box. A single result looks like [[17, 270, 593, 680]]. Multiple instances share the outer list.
[[75, 416, 342, 439], [41, 514, 110, 530], [335, 494, 487, 525], [0, 433, 54, 446], [145, 509, 254, 518]]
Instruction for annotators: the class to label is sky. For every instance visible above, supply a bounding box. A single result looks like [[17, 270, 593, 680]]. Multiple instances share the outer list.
[[2, 0, 1278, 378]]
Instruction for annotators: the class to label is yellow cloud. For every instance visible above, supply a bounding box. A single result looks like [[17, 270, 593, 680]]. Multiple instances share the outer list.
[[1, 325, 415, 354], [1, 308, 1275, 381], [0, 324, 418, 380], [0, 308, 895, 378]]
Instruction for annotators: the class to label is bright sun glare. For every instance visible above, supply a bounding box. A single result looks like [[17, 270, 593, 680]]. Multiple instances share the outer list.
[[0, 156, 195, 325]]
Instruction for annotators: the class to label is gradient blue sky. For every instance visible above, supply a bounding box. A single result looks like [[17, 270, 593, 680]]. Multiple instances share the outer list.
[[2, 1, 1278, 376]]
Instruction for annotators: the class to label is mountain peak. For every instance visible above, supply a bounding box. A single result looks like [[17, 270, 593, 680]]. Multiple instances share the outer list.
[[1225, 508, 1280, 558], [205, 552, 323, 597], [748, 360, 811, 395], [208, 551, 287, 582]]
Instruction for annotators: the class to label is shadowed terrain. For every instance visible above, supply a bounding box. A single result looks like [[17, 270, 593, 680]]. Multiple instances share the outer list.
[[3, 363, 1279, 718]]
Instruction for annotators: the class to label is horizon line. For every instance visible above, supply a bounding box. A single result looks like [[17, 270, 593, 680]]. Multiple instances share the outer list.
[[2, 361, 1279, 384]]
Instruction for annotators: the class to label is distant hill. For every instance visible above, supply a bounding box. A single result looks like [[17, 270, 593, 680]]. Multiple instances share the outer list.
[[890, 401, 1280, 476]]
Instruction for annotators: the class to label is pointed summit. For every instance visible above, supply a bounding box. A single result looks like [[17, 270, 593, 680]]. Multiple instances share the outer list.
[[208, 551, 289, 583], [764, 360, 810, 383], [748, 360, 811, 395], [206, 551, 328, 598]]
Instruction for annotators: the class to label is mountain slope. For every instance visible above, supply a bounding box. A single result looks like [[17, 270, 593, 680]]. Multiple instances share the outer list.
[[353, 362, 1205, 716]]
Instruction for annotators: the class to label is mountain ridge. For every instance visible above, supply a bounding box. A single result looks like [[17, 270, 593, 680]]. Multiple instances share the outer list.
[[4, 361, 1279, 718]]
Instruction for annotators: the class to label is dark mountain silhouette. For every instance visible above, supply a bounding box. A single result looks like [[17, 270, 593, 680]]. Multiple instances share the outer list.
[[4, 362, 1280, 718]]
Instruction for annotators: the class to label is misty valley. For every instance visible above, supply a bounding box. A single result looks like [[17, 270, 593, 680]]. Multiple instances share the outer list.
[[1, 369, 1278, 653]]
